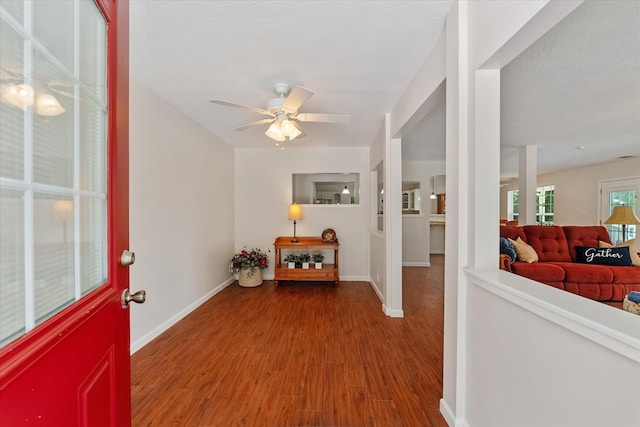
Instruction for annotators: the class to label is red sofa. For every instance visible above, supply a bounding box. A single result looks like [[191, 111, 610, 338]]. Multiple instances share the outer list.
[[500, 225, 640, 301]]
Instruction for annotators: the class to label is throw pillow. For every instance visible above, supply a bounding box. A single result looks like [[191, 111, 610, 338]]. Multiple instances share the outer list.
[[575, 246, 633, 266], [499, 237, 517, 262], [599, 239, 640, 266], [508, 237, 538, 263]]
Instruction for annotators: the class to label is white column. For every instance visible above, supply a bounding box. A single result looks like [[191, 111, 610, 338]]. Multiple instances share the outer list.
[[384, 114, 404, 317], [519, 145, 537, 225], [474, 69, 501, 270]]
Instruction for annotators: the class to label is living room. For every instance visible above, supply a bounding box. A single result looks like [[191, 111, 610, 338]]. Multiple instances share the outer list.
[[127, 2, 639, 426], [3, 1, 637, 425]]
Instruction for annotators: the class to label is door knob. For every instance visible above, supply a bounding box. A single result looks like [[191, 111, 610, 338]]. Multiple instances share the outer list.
[[122, 289, 146, 308]]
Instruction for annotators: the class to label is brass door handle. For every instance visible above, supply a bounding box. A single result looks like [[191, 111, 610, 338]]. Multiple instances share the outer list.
[[122, 289, 146, 308]]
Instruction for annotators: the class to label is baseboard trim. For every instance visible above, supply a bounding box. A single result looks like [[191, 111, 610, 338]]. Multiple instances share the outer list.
[[383, 304, 404, 318], [439, 398, 464, 427], [402, 261, 431, 267], [130, 276, 235, 354]]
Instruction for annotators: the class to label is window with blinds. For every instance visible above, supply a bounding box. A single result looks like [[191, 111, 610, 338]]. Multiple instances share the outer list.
[[0, 1, 107, 347]]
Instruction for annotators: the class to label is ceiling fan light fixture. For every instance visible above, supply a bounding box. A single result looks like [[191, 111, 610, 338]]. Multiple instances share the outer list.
[[280, 118, 296, 136], [287, 120, 303, 140], [265, 121, 285, 141]]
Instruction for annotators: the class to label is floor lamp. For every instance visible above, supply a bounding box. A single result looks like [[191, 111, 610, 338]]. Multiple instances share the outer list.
[[604, 205, 640, 242]]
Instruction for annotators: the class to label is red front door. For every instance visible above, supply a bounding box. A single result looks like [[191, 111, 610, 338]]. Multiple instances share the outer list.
[[0, 1, 132, 426]]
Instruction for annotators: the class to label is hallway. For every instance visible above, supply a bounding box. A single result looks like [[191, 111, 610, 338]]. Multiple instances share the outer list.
[[130, 256, 446, 426]]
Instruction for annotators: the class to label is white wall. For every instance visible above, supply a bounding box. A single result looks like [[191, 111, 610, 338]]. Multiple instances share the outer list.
[[234, 147, 369, 280], [466, 270, 640, 427], [369, 123, 386, 300], [500, 157, 640, 225], [401, 161, 446, 264], [129, 78, 235, 352]]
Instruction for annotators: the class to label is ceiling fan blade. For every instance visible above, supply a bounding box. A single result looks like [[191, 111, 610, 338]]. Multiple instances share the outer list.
[[233, 118, 275, 131], [282, 86, 314, 112], [295, 113, 351, 124], [210, 99, 273, 116]]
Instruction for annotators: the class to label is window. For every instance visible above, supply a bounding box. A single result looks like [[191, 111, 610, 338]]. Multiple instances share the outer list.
[[601, 178, 639, 243], [508, 185, 555, 225], [0, 1, 107, 347]]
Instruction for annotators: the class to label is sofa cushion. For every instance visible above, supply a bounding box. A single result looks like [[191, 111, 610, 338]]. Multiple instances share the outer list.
[[562, 225, 612, 262], [575, 246, 633, 266], [563, 282, 618, 301], [499, 225, 526, 242], [508, 237, 538, 263], [599, 239, 640, 266], [607, 265, 640, 284], [558, 262, 614, 284], [523, 226, 572, 262], [511, 261, 565, 283]]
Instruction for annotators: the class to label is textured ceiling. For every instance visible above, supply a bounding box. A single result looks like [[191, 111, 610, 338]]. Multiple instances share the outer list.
[[129, 1, 639, 179], [129, 0, 453, 149], [499, 0, 640, 179]]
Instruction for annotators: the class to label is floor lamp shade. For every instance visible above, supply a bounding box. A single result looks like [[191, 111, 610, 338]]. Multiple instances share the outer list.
[[604, 205, 640, 241], [289, 203, 303, 242]]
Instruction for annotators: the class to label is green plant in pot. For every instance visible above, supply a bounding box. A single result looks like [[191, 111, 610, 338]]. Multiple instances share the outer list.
[[283, 253, 298, 269], [300, 252, 311, 269], [231, 247, 269, 287], [312, 253, 325, 269]]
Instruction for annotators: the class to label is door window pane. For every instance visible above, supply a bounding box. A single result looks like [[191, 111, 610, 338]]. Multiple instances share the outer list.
[[80, 197, 106, 295], [34, 194, 75, 323], [32, 51, 74, 187], [79, 99, 106, 192], [0, 189, 26, 346], [0, 21, 25, 180], [607, 190, 637, 243], [33, 1, 74, 72], [79, 0, 106, 103]]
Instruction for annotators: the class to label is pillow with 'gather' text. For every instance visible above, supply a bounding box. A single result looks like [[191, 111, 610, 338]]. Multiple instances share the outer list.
[[576, 246, 633, 266], [599, 239, 640, 266], [508, 237, 538, 263]]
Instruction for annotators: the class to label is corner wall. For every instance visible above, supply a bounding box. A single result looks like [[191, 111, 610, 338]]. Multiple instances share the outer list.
[[129, 78, 235, 352]]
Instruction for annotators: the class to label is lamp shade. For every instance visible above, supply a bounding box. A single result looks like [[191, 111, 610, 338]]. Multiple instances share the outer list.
[[265, 121, 285, 142], [288, 203, 303, 220], [604, 206, 640, 225]]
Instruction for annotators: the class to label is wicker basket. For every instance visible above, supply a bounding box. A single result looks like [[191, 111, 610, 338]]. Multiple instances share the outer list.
[[238, 268, 263, 287]]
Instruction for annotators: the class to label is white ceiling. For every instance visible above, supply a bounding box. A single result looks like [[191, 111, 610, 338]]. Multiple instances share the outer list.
[[129, 0, 453, 149], [129, 1, 639, 179]]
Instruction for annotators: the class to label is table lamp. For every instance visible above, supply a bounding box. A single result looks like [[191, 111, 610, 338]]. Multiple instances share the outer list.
[[288, 203, 303, 242], [604, 205, 640, 242]]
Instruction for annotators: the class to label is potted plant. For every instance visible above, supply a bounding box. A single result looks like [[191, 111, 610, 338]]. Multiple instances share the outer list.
[[283, 253, 297, 269], [230, 247, 269, 287], [301, 252, 311, 269], [312, 253, 325, 269]]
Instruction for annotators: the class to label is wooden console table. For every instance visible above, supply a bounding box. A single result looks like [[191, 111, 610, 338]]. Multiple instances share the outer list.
[[273, 236, 339, 286]]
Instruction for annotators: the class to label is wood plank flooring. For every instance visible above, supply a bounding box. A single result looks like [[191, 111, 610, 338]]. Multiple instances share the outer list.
[[130, 256, 447, 426]]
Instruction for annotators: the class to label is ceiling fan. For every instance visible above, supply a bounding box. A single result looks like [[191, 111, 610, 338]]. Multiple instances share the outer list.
[[209, 83, 350, 142]]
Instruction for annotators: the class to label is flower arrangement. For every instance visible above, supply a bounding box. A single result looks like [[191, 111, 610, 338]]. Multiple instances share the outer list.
[[231, 247, 269, 277]]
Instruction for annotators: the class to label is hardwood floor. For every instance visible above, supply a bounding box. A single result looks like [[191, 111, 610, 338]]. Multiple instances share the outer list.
[[130, 256, 447, 426]]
